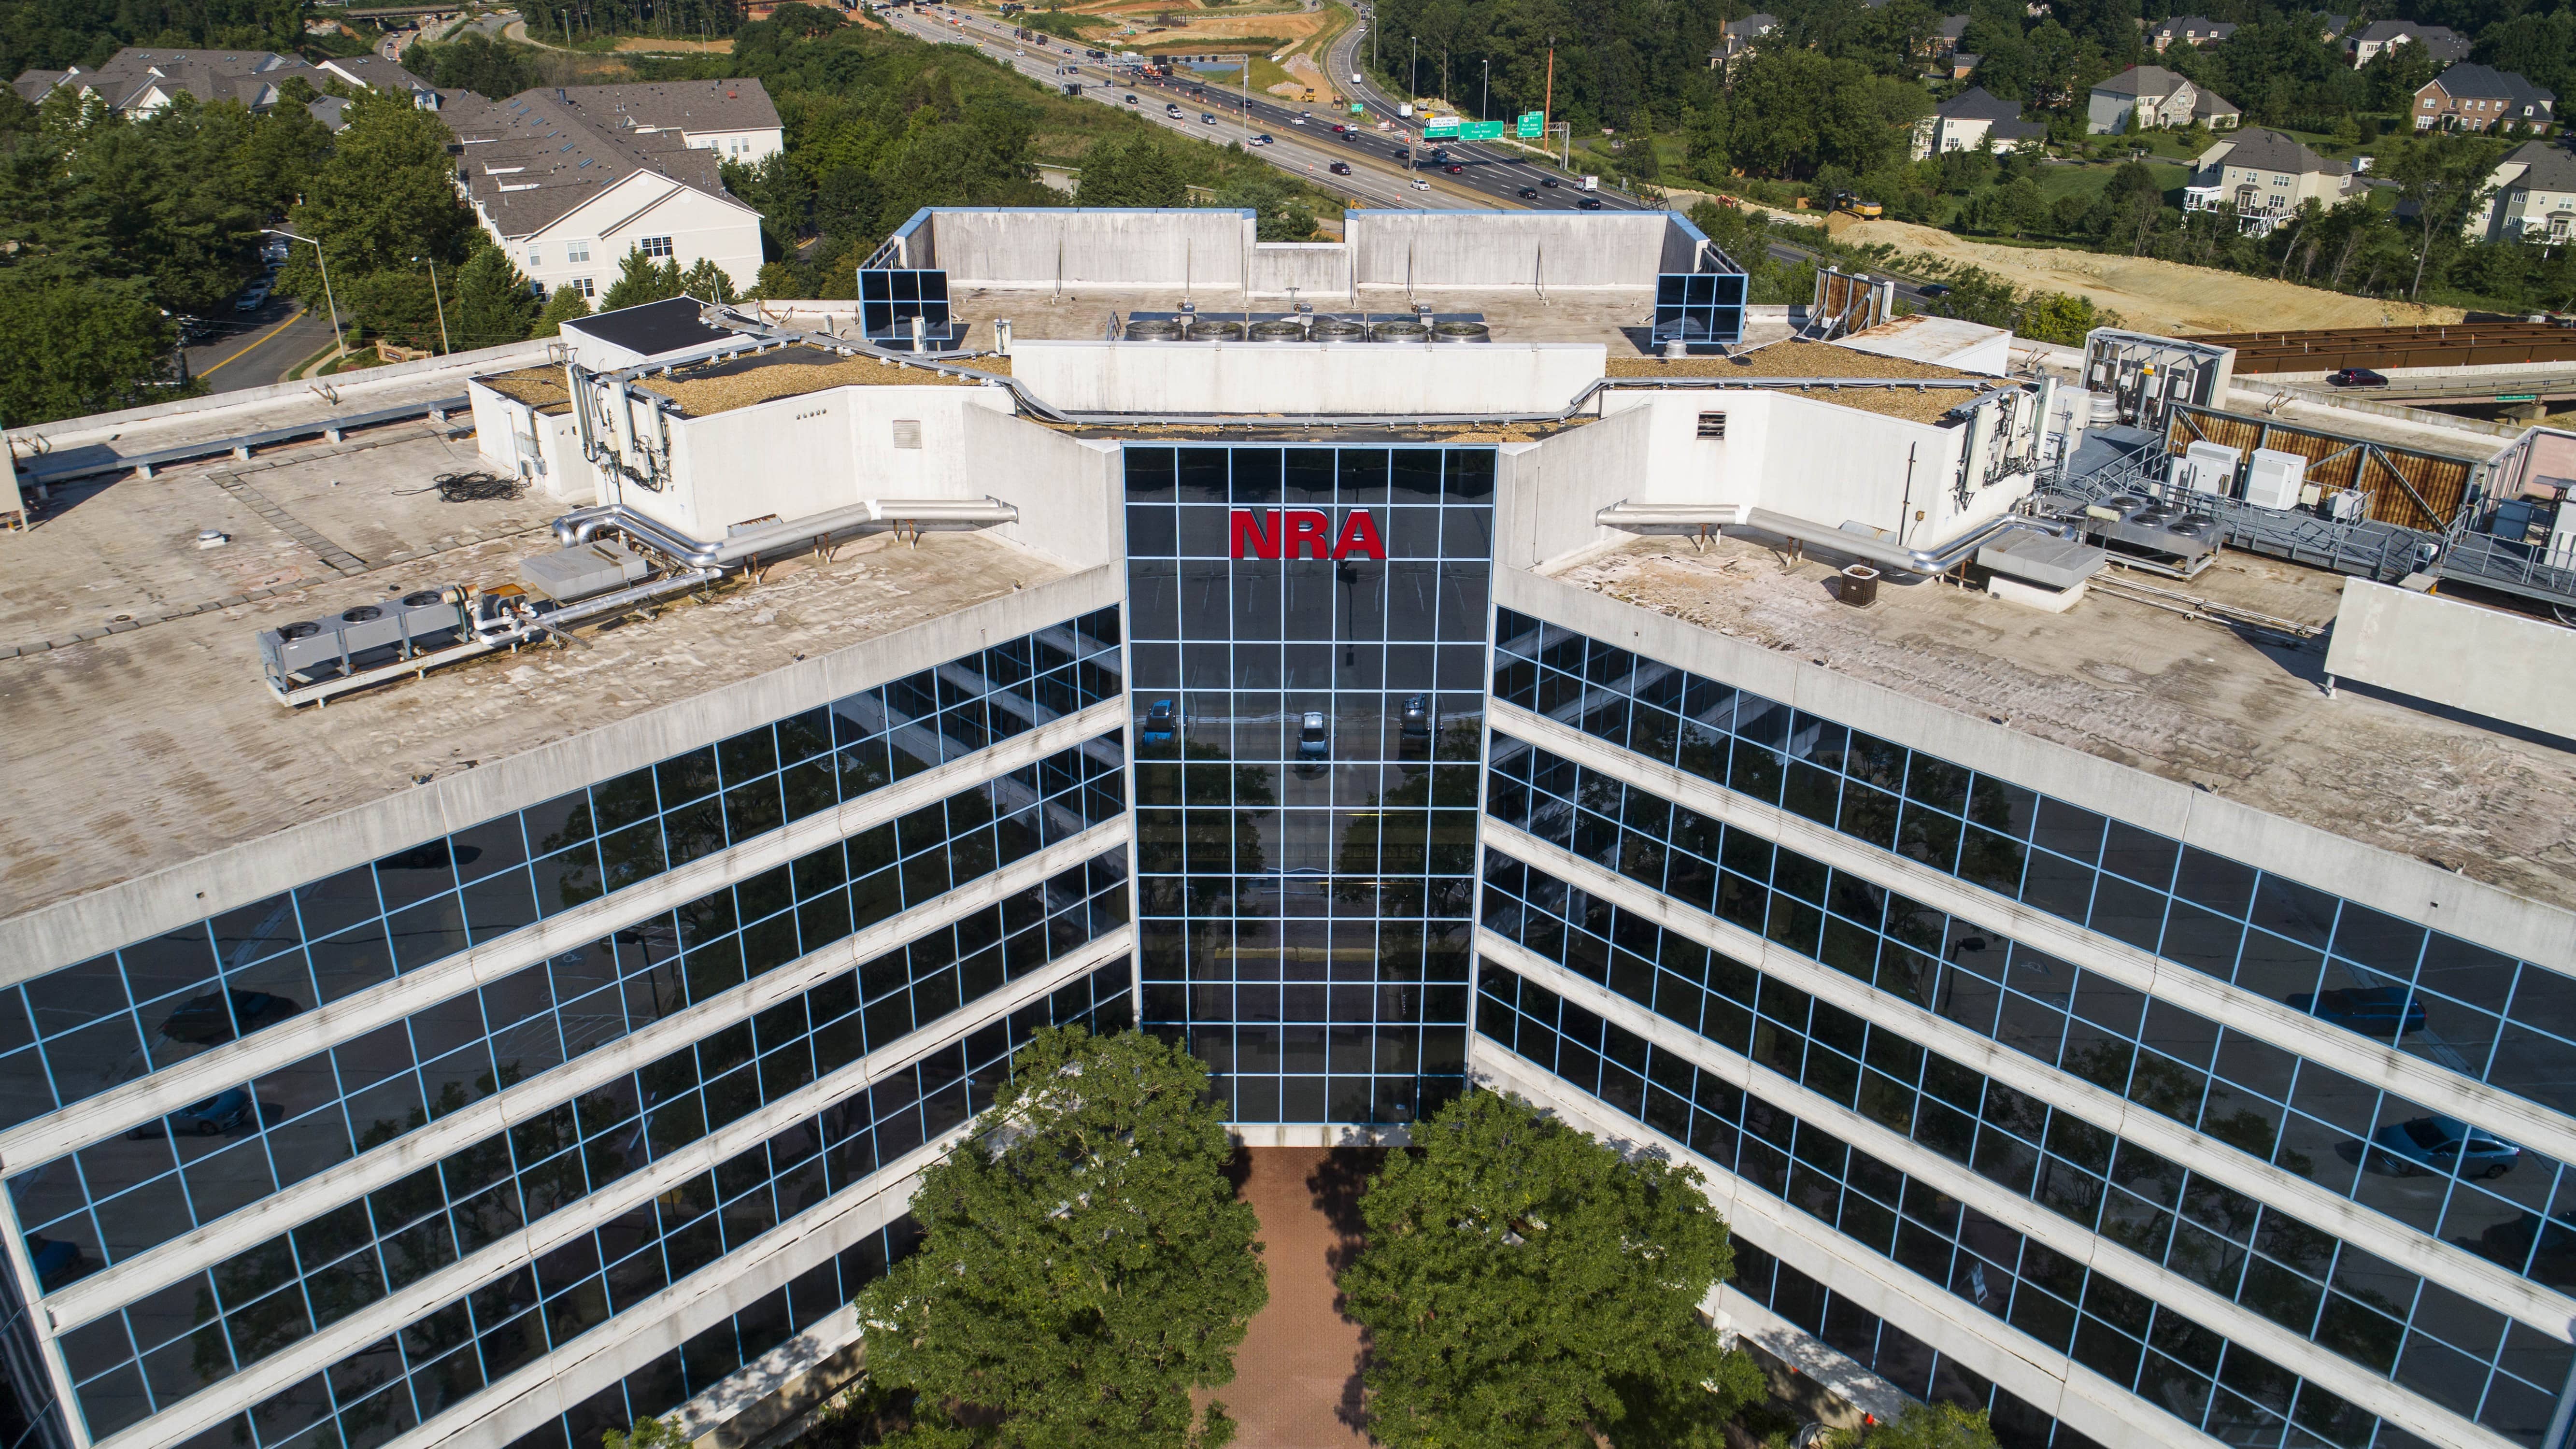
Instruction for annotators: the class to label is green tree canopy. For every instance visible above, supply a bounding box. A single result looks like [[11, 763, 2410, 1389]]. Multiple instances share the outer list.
[[453, 244, 541, 351], [285, 88, 473, 279], [600, 249, 685, 311], [532, 283, 592, 337], [1076, 136, 1187, 207], [0, 275, 180, 425], [1338, 1090, 1763, 1449], [856, 1026, 1266, 1449], [1864, 1402, 2002, 1449]]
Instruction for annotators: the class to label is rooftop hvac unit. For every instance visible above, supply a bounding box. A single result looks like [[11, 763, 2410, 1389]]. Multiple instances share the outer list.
[[2244, 447, 2307, 511], [1371, 319, 1430, 344], [1430, 321, 1492, 344], [2169, 440, 2240, 497], [1186, 319, 1245, 341], [1311, 317, 1369, 343], [1248, 320, 1305, 342], [1124, 318, 1183, 341]]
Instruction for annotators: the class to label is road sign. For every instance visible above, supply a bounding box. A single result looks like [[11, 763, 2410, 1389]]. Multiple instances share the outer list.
[[2497, 394, 2540, 402], [1422, 115, 1460, 137], [1517, 110, 1545, 138], [1351, 102, 1366, 114], [1462, 120, 1504, 140]]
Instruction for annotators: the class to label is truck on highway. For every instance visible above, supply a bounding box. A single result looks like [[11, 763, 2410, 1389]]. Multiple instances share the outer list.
[[1579, 174, 1598, 190]]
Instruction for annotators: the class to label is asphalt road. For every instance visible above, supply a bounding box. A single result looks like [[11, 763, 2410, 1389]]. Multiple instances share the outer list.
[[879, 3, 1649, 215], [184, 303, 334, 393]]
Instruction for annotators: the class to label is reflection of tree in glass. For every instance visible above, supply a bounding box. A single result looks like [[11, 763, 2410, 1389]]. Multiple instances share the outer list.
[[1956, 783, 2027, 896], [1146, 738, 1274, 918], [2121, 1052, 2206, 1128]]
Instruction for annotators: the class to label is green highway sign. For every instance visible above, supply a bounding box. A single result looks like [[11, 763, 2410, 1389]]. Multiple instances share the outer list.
[[1463, 120, 1505, 140], [2497, 394, 2540, 402], [1518, 110, 1545, 138], [1351, 102, 1366, 114], [1422, 115, 1460, 137]]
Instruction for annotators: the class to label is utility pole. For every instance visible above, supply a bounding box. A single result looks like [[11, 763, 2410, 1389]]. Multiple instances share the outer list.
[[1481, 57, 1488, 120], [419, 256, 450, 354], [1409, 36, 1416, 98], [1544, 35, 1554, 130]]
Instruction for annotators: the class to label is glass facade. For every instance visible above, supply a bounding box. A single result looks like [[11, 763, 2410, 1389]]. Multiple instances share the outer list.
[[1489, 610, 2576, 1116], [1480, 852, 2572, 1442], [1125, 445, 1488, 1123], [128, 965, 1129, 1449], [13, 738, 1129, 1283], [0, 615, 1122, 1135], [1485, 731, 2576, 1296]]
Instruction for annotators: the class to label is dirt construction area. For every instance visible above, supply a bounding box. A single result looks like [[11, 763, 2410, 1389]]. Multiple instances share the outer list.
[[1706, 200, 2468, 335]]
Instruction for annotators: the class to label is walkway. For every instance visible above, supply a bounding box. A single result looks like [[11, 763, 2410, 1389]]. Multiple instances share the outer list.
[[1224, 1147, 1382, 1449]]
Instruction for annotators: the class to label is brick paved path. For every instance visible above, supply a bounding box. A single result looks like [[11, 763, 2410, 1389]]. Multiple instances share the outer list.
[[1222, 1147, 1385, 1449]]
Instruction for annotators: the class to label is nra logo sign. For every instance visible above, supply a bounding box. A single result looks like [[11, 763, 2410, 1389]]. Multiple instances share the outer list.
[[1228, 509, 1388, 561]]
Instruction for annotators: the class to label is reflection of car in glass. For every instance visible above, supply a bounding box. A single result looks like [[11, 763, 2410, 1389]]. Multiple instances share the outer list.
[[2372, 1115, 2520, 1178], [1401, 694, 1431, 747], [158, 989, 305, 1045], [1298, 711, 1330, 759], [27, 1236, 86, 1292], [2290, 986, 2424, 1038], [1142, 699, 1179, 746], [129, 1087, 256, 1138]]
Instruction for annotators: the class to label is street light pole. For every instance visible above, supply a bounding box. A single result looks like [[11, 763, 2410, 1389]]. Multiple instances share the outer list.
[[1409, 36, 1415, 99], [418, 256, 451, 355], [265, 228, 342, 364], [1481, 58, 1488, 121]]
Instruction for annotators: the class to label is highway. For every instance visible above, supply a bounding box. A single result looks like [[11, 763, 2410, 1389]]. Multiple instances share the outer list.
[[876, 2, 1651, 215]]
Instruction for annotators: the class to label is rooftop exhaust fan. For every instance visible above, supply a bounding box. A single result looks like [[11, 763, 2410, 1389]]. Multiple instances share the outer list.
[[1248, 320, 1306, 342], [1311, 317, 1369, 343], [1186, 319, 1246, 341], [1371, 319, 1431, 344], [1430, 321, 1491, 344], [1125, 318, 1183, 341]]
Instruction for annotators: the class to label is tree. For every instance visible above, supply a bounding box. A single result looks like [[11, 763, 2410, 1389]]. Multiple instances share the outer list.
[[599, 248, 685, 311], [678, 256, 741, 302], [454, 245, 541, 350], [532, 284, 592, 338], [0, 275, 184, 425], [1337, 1091, 1764, 1449], [284, 88, 472, 283], [2392, 130, 2504, 298], [1863, 1402, 2002, 1449], [603, 1416, 691, 1449], [1077, 137, 1188, 206], [855, 1027, 1265, 1449]]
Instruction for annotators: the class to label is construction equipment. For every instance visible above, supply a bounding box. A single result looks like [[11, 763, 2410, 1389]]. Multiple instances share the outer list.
[[1832, 191, 1884, 220]]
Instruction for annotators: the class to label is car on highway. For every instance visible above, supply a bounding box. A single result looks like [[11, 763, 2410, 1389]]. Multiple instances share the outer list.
[[2370, 1115, 2521, 1178], [1445, 163, 1464, 173], [1516, 186, 1539, 199], [2291, 985, 2426, 1037], [1917, 282, 1952, 298], [1577, 196, 1603, 209], [1125, 93, 1139, 103], [1339, 129, 1358, 142], [1201, 112, 1216, 124], [1410, 177, 1430, 190], [1330, 161, 1352, 174], [2328, 367, 2390, 388], [1291, 113, 1305, 124], [1250, 133, 1274, 145], [1013, 46, 1024, 54], [1167, 102, 1183, 117], [1539, 176, 1559, 187], [1430, 148, 1448, 161]]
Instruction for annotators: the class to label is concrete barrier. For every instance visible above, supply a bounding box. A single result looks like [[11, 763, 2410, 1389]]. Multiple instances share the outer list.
[[2323, 578, 2576, 739]]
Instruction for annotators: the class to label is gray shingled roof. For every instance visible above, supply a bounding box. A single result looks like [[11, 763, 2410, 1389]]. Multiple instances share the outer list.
[[2350, 20, 2471, 60], [2428, 62, 2557, 110], [2093, 64, 2186, 98], [444, 86, 744, 238], [2497, 140, 2576, 192], [539, 78, 781, 137], [1937, 86, 2023, 121], [2213, 127, 2347, 177], [2152, 15, 2238, 42], [13, 47, 434, 114]]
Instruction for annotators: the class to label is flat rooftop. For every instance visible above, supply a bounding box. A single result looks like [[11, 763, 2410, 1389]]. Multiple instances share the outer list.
[[0, 429, 1054, 916], [634, 343, 1002, 417], [1547, 535, 2576, 914]]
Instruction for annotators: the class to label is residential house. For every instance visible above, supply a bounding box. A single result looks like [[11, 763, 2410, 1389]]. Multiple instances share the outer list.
[[2087, 65, 2240, 133], [443, 80, 780, 301], [1707, 14, 1777, 69], [11, 47, 441, 120], [1945, 52, 1980, 79], [1930, 14, 1971, 54], [2184, 127, 2360, 234], [2469, 139, 2576, 240], [2344, 19, 2471, 67], [2415, 62, 2556, 132], [2149, 15, 2238, 51], [1910, 86, 2048, 160], [2317, 12, 2351, 41]]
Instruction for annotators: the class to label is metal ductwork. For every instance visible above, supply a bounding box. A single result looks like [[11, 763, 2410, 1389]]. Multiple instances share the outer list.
[[553, 497, 1020, 567]]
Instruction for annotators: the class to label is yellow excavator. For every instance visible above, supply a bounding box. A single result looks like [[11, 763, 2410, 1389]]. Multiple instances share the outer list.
[[1832, 190, 1884, 220]]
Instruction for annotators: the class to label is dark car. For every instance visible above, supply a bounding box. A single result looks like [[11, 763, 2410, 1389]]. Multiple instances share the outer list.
[[1401, 694, 1432, 748], [2329, 367, 2390, 388], [1330, 161, 1353, 175], [2290, 985, 2425, 1038], [1917, 282, 1953, 299], [1430, 148, 1448, 161], [1540, 176, 1559, 187], [129, 1086, 256, 1138], [1340, 129, 1359, 143], [2370, 1115, 2521, 1178], [1576, 196, 1603, 209], [159, 989, 304, 1046], [1445, 163, 1464, 173], [1141, 698, 1179, 747], [1516, 186, 1539, 199]]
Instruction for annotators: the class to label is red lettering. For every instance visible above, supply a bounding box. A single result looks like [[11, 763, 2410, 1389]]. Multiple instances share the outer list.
[[1228, 509, 1280, 560], [1283, 509, 1334, 559], [1333, 510, 1387, 562]]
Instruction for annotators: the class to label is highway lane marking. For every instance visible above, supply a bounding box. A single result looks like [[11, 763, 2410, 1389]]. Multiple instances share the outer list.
[[197, 307, 309, 379]]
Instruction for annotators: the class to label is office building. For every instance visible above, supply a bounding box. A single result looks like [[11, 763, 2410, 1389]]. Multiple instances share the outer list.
[[0, 205, 2570, 1449]]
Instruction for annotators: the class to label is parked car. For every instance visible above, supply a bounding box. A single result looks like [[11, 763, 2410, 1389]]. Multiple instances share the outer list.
[[1141, 699, 1179, 747], [1297, 711, 1331, 759], [1576, 196, 1603, 209], [1401, 694, 1432, 748], [130, 1086, 256, 1138], [2291, 985, 2425, 1038], [1330, 161, 1353, 175], [158, 988, 305, 1046], [2370, 1115, 2521, 1178], [2328, 367, 2390, 388], [234, 283, 270, 313]]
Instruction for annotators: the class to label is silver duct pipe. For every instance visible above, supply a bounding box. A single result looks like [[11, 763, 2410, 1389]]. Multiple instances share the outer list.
[[553, 498, 1020, 568], [1739, 507, 2037, 577]]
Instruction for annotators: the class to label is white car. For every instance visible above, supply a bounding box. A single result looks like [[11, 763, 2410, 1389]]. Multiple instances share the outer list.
[[1409, 177, 1430, 190], [1297, 712, 1330, 760], [1249, 133, 1273, 146], [1291, 114, 1305, 124]]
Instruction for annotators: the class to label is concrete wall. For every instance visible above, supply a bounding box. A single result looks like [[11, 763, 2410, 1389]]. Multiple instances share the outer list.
[[1347, 209, 1677, 289], [925, 208, 1258, 288], [1493, 404, 1654, 571], [1246, 241, 1351, 298], [963, 408, 1122, 569], [1006, 340, 1605, 415], [2324, 579, 2576, 739], [635, 383, 1018, 541]]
